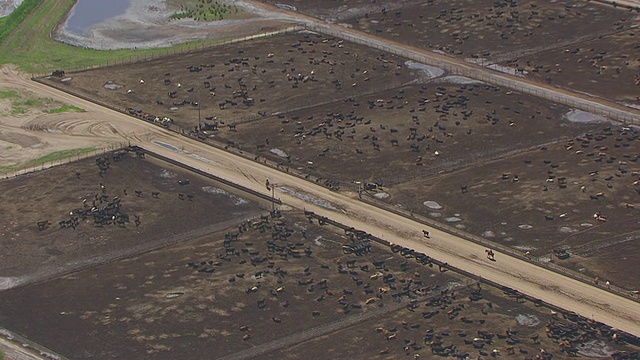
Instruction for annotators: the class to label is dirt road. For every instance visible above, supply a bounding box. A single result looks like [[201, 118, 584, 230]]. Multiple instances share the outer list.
[[235, 0, 640, 125], [1, 65, 639, 337], [0, 66, 126, 168], [0, 332, 61, 360]]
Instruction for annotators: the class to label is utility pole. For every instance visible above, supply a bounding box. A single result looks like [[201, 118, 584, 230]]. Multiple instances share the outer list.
[[198, 98, 202, 131], [266, 178, 275, 211], [271, 185, 275, 211]]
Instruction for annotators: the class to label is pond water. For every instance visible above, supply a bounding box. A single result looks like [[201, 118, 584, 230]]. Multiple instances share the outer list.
[[1, 0, 25, 17], [66, 0, 131, 35]]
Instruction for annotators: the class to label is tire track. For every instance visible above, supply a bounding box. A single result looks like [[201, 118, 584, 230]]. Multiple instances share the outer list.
[[4, 212, 264, 291], [217, 300, 406, 360], [2, 21, 640, 335]]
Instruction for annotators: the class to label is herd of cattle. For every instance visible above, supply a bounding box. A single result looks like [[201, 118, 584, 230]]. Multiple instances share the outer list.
[[177, 207, 639, 359], [34, 7, 639, 357], [35, 148, 153, 233]]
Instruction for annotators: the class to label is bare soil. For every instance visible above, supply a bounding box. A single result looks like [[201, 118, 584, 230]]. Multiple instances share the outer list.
[[43, 32, 600, 186], [262, 0, 423, 22], [0, 205, 637, 359], [344, 0, 640, 107], [0, 150, 264, 289], [45, 32, 416, 129], [0, 83, 122, 169], [41, 29, 639, 291], [503, 27, 640, 106], [1, 1, 639, 357], [384, 122, 639, 289]]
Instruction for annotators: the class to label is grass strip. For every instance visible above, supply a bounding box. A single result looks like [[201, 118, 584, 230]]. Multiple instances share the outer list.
[[22, 147, 97, 168], [0, 0, 240, 73], [43, 104, 84, 113], [0, 0, 44, 43], [0, 89, 20, 99]]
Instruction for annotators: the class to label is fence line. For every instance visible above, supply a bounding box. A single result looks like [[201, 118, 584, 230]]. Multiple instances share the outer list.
[[30, 23, 640, 297], [1, 142, 130, 181], [388, 135, 571, 185], [358, 190, 640, 303], [301, 209, 640, 345], [0, 326, 69, 360], [39, 25, 304, 77], [37, 23, 640, 125], [301, 23, 640, 126]]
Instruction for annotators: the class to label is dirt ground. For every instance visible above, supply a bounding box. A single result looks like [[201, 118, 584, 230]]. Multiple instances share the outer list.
[[45, 32, 415, 129], [0, 205, 637, 359], [262, 0, 423, 22], [0, 83, 123, 169], [343, 0, 637, 60], [42, 29, 640, 291], [503, 27, 640, 106], [219, 82, 602, 186], [384, 122, 640, 289], [36, 0, 640, 108], [344, 0, 640, 107], [275, 285, 638, 359], [52, 0, 295, 50], [43, 33, 601, 186], [2, 0, 640, 356], [0, 150, 264, 289]]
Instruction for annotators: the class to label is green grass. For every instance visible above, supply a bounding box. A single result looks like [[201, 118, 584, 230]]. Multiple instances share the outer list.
[[22, 147, 97, 168], [1, 89, 84, 114], [0, 165, 18, 173], [43, 103, 84, 113], [7, 95, 55, 114], [170, 0, 240, 21], [0, 0, 245, 74], [1, 147, 98, 172], [10, 105, 27, 115], [0, 347, 4, 360], [0, 0, 43, 43], [17, 97, 49, 107], [0, 89, 20, 99]]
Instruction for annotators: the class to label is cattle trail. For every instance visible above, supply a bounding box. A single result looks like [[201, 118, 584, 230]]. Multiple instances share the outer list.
[[3, 212, 263, 291], [217, 300, 406, 360]]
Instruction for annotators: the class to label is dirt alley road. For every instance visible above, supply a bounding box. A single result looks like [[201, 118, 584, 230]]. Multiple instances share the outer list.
[[236, 0, 640, 125], [1, 64, 639, 337]]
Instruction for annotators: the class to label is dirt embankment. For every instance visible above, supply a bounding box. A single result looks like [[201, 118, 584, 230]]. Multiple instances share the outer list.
[[0, 0, 24, 17], [52, 0, 295, 50]]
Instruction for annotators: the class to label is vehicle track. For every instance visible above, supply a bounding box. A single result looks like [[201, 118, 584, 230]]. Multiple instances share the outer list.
[[238, 0, 640, 125], [2, 4, 640, 336], [4, 212, 264, 291], [217, 300, 407, 360]]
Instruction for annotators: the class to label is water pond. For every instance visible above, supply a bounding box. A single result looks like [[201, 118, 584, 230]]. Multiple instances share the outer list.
[[65, 0, 130, 35]]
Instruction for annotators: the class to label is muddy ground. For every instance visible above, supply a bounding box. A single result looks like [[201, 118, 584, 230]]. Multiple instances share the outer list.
[[503, 27, 640, 106], [263, 0, 423, 22], [384, 122, 640, 289], [0, 207, 638, 359], [41, 30, 640, 290], [343, 0, 640, 107], [46, 32, 415, 128], [2, 0, 639, 358], [0, 149, 264, 289], [218, 82, 599, 186], [43, 32, 601, 186]]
